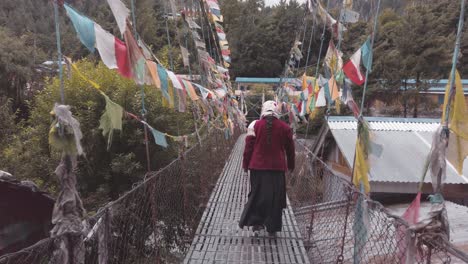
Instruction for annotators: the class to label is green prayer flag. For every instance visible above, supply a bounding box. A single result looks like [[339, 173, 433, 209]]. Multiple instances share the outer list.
[[99, 94, 123, 149]]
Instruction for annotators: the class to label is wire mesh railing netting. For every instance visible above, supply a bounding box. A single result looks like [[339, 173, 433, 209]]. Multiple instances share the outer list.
[[0, 128, 240, 264], [288, 141, 468, 264]]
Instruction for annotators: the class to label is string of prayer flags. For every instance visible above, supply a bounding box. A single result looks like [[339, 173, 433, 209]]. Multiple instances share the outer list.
[[316, 1, 346, 38], [186, 17, 201, 29], [63, 3, 134, 79], [64, 4, 96, 52], [99, 93, 123, 149], [343, 48, 365, 85], [106, 0, 130, 36]]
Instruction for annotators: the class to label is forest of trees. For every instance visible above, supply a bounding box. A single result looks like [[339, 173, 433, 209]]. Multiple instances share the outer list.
[[0, 0, 467, 210]]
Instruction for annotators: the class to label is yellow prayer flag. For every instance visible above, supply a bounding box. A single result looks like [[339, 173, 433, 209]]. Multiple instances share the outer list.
[[302, 73, 308, 91], [168, 82, 175, 109], [446, 70, 468, 174], [353, 138, 370, 193]]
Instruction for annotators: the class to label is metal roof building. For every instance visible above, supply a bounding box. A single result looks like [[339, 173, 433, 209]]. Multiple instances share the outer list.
[[314, 116, 468, 195]]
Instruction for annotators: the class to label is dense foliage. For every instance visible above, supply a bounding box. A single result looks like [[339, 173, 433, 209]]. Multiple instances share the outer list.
[[0, 60, 195, 211]]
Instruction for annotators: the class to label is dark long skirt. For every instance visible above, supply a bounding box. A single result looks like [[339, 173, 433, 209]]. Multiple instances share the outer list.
[[239, 170, 286, 233]]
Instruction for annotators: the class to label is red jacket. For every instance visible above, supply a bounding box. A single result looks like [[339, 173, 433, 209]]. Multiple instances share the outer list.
[[242, 117, 295, 172]]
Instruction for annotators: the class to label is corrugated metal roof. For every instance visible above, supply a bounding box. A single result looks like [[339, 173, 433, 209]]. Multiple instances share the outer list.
[[328, 116, 468, 185], [328, 116, 440, 132]]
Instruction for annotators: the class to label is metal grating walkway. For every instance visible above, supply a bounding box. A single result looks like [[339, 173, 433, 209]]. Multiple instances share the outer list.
[[184, 135, 310, 264]]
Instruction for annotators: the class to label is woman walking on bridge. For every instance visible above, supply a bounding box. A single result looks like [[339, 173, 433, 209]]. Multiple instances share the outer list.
[[240, 100, 295, 237]]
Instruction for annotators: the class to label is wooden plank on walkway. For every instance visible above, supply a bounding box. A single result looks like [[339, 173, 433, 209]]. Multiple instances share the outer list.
[[184, 135, 310, 264]]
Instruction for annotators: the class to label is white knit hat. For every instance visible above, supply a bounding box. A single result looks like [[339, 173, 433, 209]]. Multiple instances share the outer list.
[[261, 100, 279, 118]]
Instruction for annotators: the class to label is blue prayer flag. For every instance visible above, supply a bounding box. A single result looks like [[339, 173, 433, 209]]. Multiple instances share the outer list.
[[64, 4, 96, 52], [157, 64, 170, 100], [361, 37, 373, 72], [150, 127, 168, 148]]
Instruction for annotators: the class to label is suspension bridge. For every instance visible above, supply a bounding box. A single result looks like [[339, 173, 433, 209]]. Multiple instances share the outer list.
[[1, 127, 468, 263]]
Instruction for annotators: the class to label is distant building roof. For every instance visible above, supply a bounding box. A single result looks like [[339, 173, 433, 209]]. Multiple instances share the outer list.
[[235, 77, 300, 84], [398, 79, 468, 94], [326, 116, 468, 187]]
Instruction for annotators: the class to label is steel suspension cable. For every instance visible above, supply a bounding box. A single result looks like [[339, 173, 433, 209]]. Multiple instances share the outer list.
[[443, 0, 466, 126], [130, 0, 152, 172], [53, 0, 65, 104], [359, 0, 381, 116]]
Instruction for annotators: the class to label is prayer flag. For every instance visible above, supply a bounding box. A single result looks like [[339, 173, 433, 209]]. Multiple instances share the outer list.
[[180, 46, 190, 67], [328, 75, 340, 100], [340, 9, 359, 23], [183, 80, 199, 101], [397, 193, 421, 263], [446, 71, 468, 174], [146, 61, 161, 89], [106, 0, 130, 36], [343, 48, 365, 85], [99, 94, 123, 149], [64, 4, 96, 52], [94, 24, 117, 69], [149, 127, 168, 148], [157, 64, 170, 101], [167, 70, 184, 90], [115, 37, 131, 78], [123, 23, 145, 83], [361, 37, 373, 72], [315, 88, 326, 107], [324, 41, 343, 73], [353, 137, 370, 193]]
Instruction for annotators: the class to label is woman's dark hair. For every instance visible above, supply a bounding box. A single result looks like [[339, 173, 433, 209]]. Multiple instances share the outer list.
[[266, 115, 274, 144]]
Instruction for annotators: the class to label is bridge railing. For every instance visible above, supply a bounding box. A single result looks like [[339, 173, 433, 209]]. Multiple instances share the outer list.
[[0, 127, 240, 264], [288, 141, 468, 264]]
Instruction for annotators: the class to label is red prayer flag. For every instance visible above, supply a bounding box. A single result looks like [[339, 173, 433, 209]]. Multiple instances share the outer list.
[[343, 49, 365, 86], [115, 37, 131, 78]]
